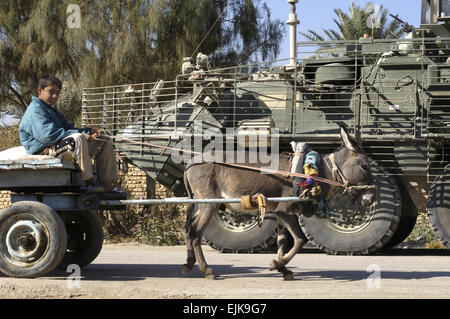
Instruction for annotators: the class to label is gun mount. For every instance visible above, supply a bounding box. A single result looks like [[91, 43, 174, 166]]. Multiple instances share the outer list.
[[390, 14, 415, 33]]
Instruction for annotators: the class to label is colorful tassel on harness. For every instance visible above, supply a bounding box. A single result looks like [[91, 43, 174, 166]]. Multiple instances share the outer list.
[[296, 152, 322, 195]]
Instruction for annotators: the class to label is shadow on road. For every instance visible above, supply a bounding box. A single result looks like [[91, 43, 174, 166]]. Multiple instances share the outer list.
[[41, 263, 276, 281], [376, 248, 450, 256], [39, 262, 450, 282], [260, 247, 450, 256], [297, 270, 450, 281]]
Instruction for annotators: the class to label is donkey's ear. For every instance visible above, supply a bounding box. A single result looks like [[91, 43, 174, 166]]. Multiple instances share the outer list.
[[340, 126, 359, 152], [290, 141, 297, 152]]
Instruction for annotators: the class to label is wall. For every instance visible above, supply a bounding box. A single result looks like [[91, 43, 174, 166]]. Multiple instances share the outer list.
[[0, 190, 10, 209]]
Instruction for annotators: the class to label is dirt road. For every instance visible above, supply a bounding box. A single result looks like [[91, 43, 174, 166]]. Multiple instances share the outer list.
[[0, 243, 449, 299]]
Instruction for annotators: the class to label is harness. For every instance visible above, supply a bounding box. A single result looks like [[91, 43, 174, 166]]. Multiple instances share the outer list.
[[324, 153, 346, 189], [240, 193, 267, 227]]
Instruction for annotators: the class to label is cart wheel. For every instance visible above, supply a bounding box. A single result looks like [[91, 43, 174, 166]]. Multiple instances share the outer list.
[[57, 210, 104, 269], [0, 201, 67, 278]]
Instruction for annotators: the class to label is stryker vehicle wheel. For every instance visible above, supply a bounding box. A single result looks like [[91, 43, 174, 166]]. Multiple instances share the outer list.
[[0, 202, 67, 278], [298, 160, 401, 255], [58, 210, 104, 269], [384, 214, 417, 248], [384, 179, 418, 248], [203, 207, 278, 253], [427, 166, 450, 249]]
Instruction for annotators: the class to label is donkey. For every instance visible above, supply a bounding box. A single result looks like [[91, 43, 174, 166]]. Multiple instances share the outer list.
[[182, 126, 375, 280]]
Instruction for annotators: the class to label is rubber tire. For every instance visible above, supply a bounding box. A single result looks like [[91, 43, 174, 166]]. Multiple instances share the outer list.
[[203, 209, 278, 253], [298, 159, 401, 255], [384, 178, 418, 248], [0, 201, 67, 278], [427, 166, 450, 249], [57, 210, 104, 269], [384, 214, 417, 248]]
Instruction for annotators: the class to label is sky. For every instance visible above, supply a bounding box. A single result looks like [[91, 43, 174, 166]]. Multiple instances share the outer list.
[[0, 112, 19, 128], [268, 0, 422, 60]]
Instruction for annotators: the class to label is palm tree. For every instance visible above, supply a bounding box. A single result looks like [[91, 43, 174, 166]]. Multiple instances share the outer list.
[[300, 2, 405, 41]]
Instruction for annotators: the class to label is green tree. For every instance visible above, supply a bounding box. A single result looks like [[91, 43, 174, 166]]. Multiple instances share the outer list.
[[0, 0, 90, 115], [300, 2, 404, 41], [155, 0, 284, 69], [78, 0, 165, 87], [83, 0, 285, 86]]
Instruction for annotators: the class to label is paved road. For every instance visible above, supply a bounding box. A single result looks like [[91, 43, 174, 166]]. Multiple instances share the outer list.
[[0, 244, 449, 299]]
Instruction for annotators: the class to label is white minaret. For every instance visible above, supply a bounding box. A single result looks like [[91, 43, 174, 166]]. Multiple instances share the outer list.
[[287, 0, 299, 66]]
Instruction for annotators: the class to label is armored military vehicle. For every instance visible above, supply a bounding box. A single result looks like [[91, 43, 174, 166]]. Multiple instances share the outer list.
[[82, 0, 450, 254]]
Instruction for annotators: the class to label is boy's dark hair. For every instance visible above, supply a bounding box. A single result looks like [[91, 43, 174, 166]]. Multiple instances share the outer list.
[[38, 75, 62, 90]]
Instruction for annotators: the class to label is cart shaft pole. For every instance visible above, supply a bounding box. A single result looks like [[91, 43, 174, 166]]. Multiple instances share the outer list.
[[99, 196, 311, 206]]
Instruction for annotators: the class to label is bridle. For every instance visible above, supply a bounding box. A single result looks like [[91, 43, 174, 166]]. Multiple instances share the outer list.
[[323, 153, 376, 195]]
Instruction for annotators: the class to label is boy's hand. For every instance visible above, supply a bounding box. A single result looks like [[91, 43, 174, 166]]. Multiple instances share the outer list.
[[82, 132, 93, 142], [90, 129, 103, 139]]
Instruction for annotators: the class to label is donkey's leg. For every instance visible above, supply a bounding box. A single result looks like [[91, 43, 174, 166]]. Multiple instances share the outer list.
[[274, 227, 294, 279], [276, 226, 291, 261], [191, 204, 219, 279], [182, 237, 196, 275], [270, 214, 306, 280], [182, 204, 198, 275]]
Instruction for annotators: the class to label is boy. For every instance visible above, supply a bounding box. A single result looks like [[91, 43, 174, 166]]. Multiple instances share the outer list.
[[19, 75, 125, 198]]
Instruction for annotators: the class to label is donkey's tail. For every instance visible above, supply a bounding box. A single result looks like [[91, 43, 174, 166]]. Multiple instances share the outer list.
[[183, 170, 195, 235]]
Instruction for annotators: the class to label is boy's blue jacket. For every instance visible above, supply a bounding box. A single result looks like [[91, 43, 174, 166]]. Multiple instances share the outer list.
[[19, 96, 91, 155]]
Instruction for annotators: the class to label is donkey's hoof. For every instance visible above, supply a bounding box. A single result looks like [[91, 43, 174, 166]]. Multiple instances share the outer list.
[[204, 267, 216, 280], [283, 272, 295, 281], [269, 259, 280, 271], [278, 266, 294, 280], [181, 264, 193, 275]]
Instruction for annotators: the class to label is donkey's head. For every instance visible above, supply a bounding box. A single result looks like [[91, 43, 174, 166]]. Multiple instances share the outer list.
[[331, 126, 375, 207]]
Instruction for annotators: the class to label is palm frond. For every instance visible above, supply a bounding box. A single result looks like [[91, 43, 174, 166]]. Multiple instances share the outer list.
[[300, 1, 405, 42]]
